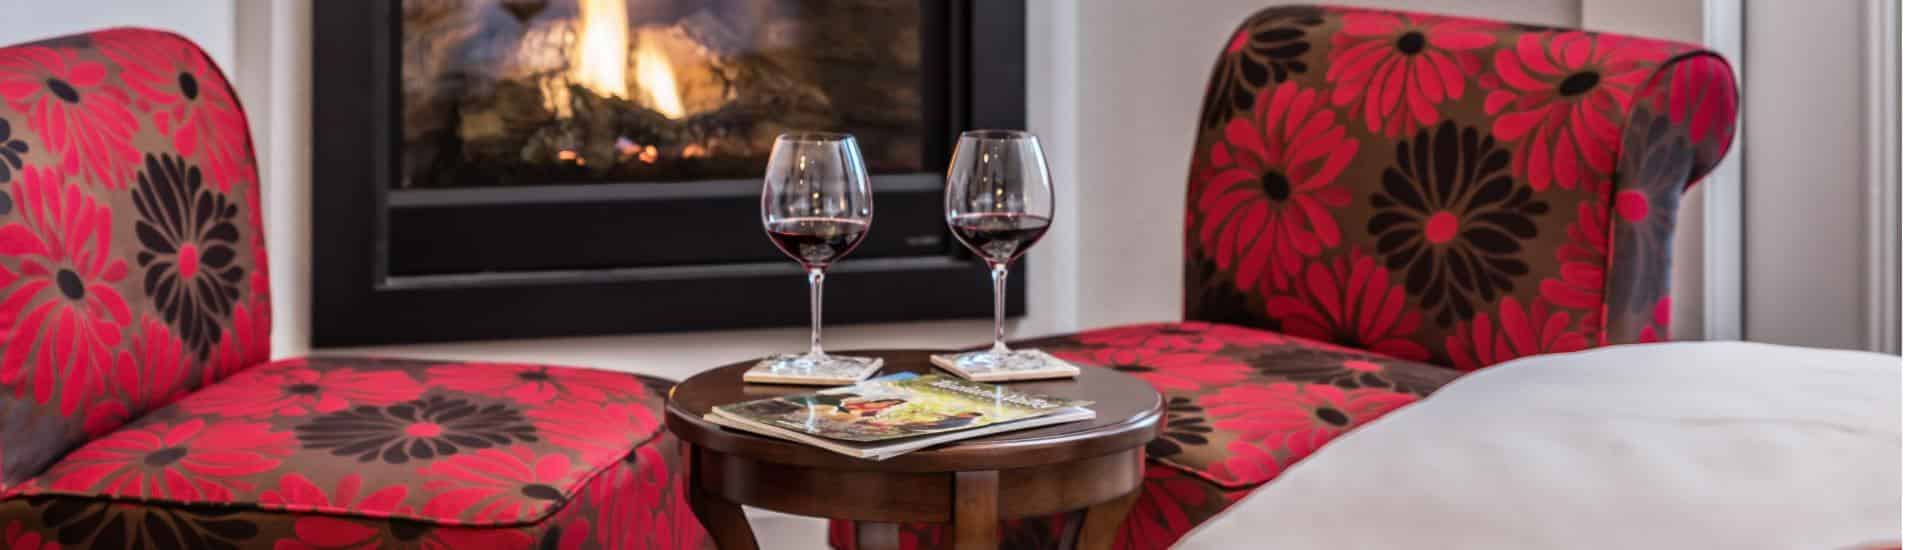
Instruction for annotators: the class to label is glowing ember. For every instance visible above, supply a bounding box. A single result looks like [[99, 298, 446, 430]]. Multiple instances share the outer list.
[[681, 144, 707, 158]]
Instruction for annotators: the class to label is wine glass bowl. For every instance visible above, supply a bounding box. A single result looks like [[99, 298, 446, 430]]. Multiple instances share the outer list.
[[941, 130, 1054, 371], [754, 132, 882, 382]]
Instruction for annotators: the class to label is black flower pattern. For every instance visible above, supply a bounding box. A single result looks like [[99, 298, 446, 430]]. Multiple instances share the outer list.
[[131, 153, 245, 358], [34, 496, 258, 549], [294, 395, 539, 464], [1608, 108, 1694, 316], [1252, 347, 1396, 389], [1368, 120, 1547, 326], [1201, 6, 1323, 128], [1146, 396, 1212, 459], [0, 118, 26, 184]]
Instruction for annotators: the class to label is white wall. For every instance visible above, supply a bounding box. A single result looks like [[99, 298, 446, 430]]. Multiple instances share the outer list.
[[1742, 0, 1879, 350], [0, 0, 234, 72]]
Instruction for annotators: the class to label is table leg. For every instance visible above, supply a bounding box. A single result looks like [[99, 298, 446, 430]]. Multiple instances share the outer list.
[[853, 522, 901, 550], [949, 470, 999, 550], [682, 444, 760, 550], [1074, 488, 1140, 549]]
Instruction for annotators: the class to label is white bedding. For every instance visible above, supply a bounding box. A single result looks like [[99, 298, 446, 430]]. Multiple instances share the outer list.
[[1177, 342, 1900, 549]]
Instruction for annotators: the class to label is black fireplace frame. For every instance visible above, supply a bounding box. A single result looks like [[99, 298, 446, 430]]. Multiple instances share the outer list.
[[312, 0, 1026, 346]]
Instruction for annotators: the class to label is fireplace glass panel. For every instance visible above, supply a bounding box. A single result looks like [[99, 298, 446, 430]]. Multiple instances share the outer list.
[[400, 0, 925, 188]]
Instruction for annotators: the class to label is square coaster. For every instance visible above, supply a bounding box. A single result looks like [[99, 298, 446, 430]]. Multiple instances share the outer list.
[[929, 349, 1080, 382], [742, 354, 885, 385]]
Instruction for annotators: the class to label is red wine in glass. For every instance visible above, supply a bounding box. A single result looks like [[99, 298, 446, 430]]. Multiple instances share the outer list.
[[948, 212, 1050, 264], [755, 132, 881, 381], [942, 130, 1054, 366], [766, 217, 870, 267]]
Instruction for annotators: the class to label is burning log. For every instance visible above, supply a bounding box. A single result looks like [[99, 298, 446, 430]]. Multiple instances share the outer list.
[[403, 0, 923, 186]]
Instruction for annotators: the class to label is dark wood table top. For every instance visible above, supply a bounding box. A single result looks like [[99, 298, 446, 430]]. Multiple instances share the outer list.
[[666, 349, 1164, 473]]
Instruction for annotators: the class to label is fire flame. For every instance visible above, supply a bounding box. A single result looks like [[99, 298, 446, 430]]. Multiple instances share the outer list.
[[570, 0, 686, 120], [633, 36, 686, 119], [573, 0, 628, 100]]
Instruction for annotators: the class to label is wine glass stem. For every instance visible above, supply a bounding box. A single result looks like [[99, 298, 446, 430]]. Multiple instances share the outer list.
[[990, 262, 1011, 355], [807, 267, 827, 358]]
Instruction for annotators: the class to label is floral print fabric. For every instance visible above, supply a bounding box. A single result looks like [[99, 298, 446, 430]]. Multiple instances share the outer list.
[[837, 5, 1736, 548], [11, 357, 667, 527], [1184, 6, 1737, 370], [0, 28, 269, 488], [0, 29, 706, 549], [0, 427, 705, 550]]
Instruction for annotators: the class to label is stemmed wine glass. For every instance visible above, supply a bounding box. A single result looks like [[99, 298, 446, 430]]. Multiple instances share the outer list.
[[941, 130, 1054, 371], [757, 132, 881, 380]]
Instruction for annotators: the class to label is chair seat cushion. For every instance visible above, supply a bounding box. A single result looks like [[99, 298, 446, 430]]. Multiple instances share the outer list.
[[1041, 322, 1459, 488], [829, 322, 1467, 549], [4, 357, 677, 530]]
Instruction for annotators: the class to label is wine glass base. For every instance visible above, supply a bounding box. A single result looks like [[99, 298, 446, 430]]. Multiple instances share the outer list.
[[929, 349, 1080, 382], [743, 353, 885, 386]]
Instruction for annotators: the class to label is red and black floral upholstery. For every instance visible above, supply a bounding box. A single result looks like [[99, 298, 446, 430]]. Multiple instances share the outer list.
[[834, 5, 1736, 549], [0, 29, 706, 548]]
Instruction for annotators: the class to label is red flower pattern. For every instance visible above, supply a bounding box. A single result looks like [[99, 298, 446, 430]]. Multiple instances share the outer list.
[[1328, 10, 1495, 136], [260, 473, 407, 517], [1071, 321, 1288, 353], [1445, 296, 1591, 370], [1052, 347, 1252, 393], [1655, 54, 1738, 163], [1481, 32, 1665, 191], [1199, 383, 1416, 485], [0, 46, 139, 187], [206, 299, 269, 385], [181, 360, 425, 418], [1538, 200, 1608, 330], [1114, 466, 1214, 550], [588, 446, 704, 550], [94, 29, 253, 191], [0, 167, 129, 415], [425, 363, 626, 405], [527, 398, 660, 457], [3, 521, 55, 550], [1266, 251, 1431, 361], [421, 446, 589, 523], [1193, 81, 1358, 294], [270, 517, 532, 550], [40, 418, 291, 501], [83, 317, 190, 437], [1637, 295, 1673, 343]]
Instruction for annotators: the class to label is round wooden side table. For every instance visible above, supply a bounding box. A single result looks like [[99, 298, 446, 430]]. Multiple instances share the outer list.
[[666, 349, 1164, 550]]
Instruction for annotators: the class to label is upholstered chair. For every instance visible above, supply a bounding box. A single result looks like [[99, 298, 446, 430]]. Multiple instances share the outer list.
[[0, 29, 706, 548], [830, 5, 1736, 548]]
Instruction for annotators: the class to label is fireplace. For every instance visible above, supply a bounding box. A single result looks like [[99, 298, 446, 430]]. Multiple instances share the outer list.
[[401, 0, 929, 188], [313, 0, 1025, 346]]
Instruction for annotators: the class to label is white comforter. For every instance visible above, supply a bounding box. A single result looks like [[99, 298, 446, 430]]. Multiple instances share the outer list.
[[1177, 342, 1900, 549]]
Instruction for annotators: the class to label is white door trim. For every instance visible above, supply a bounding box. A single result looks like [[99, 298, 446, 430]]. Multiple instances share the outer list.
[[1864, 0, 1901, 353], [1701, 0, 1745, 340]]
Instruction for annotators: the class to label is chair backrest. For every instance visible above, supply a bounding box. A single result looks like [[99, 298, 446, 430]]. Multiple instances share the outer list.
[[0, 28, 268, 486], [1182, 6, 1736, 370]]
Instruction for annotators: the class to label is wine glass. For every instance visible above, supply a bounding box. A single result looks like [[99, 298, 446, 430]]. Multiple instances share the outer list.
[[758, 132, 880, 380], [942, 130, 1054, 371]]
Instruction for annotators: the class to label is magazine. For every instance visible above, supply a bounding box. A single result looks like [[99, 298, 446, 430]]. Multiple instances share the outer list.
[[705, 372, 1095, 460]]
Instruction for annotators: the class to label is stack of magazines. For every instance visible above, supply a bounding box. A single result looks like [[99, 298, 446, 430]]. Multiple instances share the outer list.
[[704, 372, 1095, 460]]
